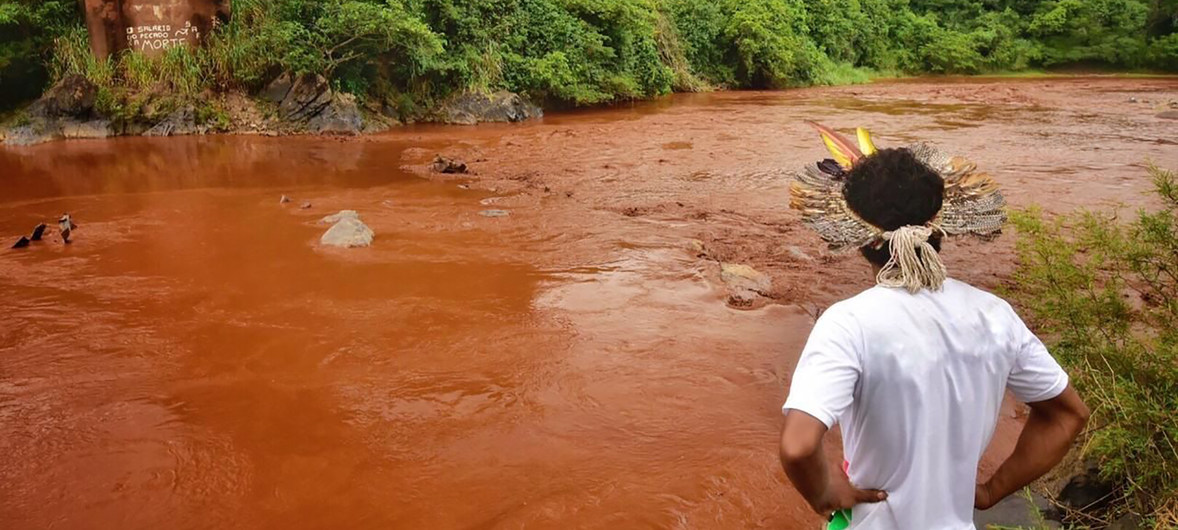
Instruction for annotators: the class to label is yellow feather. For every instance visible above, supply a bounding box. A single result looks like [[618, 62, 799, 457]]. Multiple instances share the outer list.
[[821, 134, 853, 168], [856, 128, 878, 155]]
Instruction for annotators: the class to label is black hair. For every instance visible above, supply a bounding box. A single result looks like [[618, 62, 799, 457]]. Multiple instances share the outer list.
[[843, 148, 945, 267]]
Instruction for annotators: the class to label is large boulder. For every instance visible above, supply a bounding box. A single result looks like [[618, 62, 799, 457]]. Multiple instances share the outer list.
[[307, 93, 363, 135], [278, 73, 333, 123], [440, 91, 542, 125], [320, 218, 374, 248], [29, 75, 97, 119]]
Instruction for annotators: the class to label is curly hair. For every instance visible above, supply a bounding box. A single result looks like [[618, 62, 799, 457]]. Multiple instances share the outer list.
[[843, 148, 945, 267]]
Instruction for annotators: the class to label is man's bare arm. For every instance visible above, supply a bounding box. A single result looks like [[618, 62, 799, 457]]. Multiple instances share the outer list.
[[976, 386, 1090, 509], [780, 410, 887, 515]]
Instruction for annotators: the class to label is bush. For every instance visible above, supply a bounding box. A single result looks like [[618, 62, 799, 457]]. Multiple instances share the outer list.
[[1010, 166, 1178, 525], [6, 0, 1178, 112]]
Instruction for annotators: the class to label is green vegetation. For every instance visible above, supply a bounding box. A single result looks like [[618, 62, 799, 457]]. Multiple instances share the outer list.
[[2, 0, 1177, 114], [1010, 167, 1178, 527]]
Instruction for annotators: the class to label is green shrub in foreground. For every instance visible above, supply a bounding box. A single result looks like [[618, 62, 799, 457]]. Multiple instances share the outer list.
[[1010, 166, 1178, 526]]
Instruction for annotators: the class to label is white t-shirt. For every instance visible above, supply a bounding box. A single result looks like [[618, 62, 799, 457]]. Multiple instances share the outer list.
[[783, 279, 1068, 530]]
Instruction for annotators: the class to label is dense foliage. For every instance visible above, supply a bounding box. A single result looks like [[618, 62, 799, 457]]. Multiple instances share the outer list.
[[1011, 167, 1178, 527], [1, 0, 1177, 112]]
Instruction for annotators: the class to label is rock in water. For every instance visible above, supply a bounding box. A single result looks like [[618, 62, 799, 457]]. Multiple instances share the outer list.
[[320, 217, 374, 248], [440, 91, 542, 125], [319, 210, 361, 224], [12, 236, 30, 249], [280, 195, 292, 204], [30, 224, 47, 241], [300, 202, 312, 209], [720, 263, 771, 293], [720, 263, 772, 308], [431, 155, 468, 174]]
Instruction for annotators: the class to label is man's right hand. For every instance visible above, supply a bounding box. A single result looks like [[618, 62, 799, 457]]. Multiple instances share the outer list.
[[813, 472, 888, 514]]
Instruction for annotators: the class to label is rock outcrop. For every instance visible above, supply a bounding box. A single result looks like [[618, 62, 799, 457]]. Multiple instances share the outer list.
[[270, 73, 363, 135], [28, 75, 97, 119], [6, 75, 113, 146], [308, 93, 363, 135], [440, 91, 542, 125]]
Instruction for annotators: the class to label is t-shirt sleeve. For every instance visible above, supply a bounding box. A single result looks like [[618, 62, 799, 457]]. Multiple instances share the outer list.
[[1005, 304, 1069, 403], [782, 308, 861, 428]]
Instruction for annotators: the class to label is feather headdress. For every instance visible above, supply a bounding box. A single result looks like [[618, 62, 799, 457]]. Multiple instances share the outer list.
[[789, 123, 1007, 253]]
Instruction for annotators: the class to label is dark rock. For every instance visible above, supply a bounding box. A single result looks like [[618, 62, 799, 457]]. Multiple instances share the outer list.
[[12, 236, 30, 249], [974, 492, 1059, 529], [145, 105, 199, 137], [29, 75, 97, 119], [261, 72, 294, 103], [30, 224, 47, 241], [3, 125, 54, 146], [307, 93, 363, 135], [1054, 464, 1117, 522], [60, 119, 112, 139], [278, 74, 333, 123], [432, 155, 468, 174], [440, 91, 542, 125], [1158, 110, 1178, 120]]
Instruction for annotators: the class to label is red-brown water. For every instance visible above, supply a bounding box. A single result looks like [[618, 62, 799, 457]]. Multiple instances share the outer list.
[[1, 77, 1176, 529]]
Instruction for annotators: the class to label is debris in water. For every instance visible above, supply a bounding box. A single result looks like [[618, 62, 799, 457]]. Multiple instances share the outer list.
[[280, 195, 292, 204], [30, 223, 47, 241], [479, 209, 510, 218], [58, 213, 76, 244], [432, 155, 468, 174], [12, 236, 30, 249]]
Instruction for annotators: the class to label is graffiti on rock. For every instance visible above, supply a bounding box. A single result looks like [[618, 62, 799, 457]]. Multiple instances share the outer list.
[[83, 0, 230, 58]]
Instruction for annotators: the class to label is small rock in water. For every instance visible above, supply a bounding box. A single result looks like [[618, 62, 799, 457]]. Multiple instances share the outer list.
[[720, 263, 771, 308], [479, 209, 510, 218], [458, 184, 470, 190], [12, 236, 30, 249], [431, 155, 468, 174], [720, 263, 771, 293], [300, 201, 312, 209], [319, 210, 361, 224], [787, 245, 814, 262], [280, 195, 292, 204], [320, 217, 374, 248], [30, 223, 47, 241]]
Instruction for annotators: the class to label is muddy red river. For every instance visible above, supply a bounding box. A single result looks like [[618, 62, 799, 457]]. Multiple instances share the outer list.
[[1, 78, 1176, 529]]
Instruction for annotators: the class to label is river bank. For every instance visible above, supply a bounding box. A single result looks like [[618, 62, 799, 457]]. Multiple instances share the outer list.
[[5, 72, 1178, 148], [1, 77, 1176, 528]]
